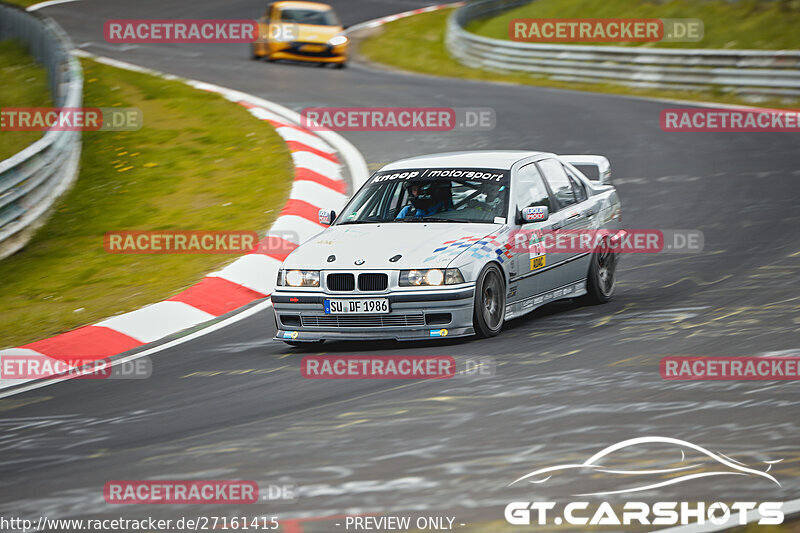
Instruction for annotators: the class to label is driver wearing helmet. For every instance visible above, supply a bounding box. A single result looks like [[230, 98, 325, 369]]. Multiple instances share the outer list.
[[396, 181, 449, 219]]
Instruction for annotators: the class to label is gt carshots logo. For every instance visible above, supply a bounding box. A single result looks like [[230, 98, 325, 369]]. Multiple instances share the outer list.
[[504, 437, 784, 527]]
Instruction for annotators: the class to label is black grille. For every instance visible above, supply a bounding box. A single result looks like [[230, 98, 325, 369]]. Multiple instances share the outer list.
[[327, 273, 355, 291], [286, 42, 336, 57], [358, 273, 388, 291], [301, 314, 425, 328]]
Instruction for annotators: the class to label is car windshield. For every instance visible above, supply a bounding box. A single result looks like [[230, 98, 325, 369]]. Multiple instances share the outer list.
[[336, 167, 510, 225], [279, 8, 339, 26]]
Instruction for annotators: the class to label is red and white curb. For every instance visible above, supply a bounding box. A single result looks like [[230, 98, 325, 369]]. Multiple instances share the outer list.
[[345, 2, 464, 34], [0, 53, 367, 386]]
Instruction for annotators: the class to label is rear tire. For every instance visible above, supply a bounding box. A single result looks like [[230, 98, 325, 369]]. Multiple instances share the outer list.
[[584, 239, 618, 304], [472, 264, 505, 338]]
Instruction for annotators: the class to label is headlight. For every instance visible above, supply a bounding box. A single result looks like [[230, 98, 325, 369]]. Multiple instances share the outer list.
[[279, 269, 320, 287], [328, 35, 348, 46], [399, 268, 464, 286]]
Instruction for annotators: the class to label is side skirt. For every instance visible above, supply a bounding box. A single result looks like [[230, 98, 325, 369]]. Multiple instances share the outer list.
[[504, 279, 588, 321]]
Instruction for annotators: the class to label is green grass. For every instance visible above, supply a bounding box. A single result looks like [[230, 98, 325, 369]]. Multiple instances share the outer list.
[[358, 8, 799, 108], [0, 58, 294, 348], [0, 40, 52, 160], [469, 0, 800, 49]]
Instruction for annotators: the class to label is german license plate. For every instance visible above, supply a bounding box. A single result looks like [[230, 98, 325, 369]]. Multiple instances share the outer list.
[[324, 299, 389, 314], [300, 44, 326, 53]]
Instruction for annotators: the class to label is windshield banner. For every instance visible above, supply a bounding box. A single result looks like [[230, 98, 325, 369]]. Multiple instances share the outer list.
[[371, 167, 509, 184]]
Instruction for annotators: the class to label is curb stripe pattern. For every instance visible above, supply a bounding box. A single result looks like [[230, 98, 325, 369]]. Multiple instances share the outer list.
[[344, 2, 464, 33], [2, 62, 350, 368]]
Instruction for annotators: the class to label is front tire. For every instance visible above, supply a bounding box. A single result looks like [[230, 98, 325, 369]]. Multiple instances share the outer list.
[[584, 240, 618, 304], [472, 264, 505, 338]]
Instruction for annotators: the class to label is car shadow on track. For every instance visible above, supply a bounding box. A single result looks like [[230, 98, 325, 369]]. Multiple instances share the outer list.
[[282, 298, 603, 354]]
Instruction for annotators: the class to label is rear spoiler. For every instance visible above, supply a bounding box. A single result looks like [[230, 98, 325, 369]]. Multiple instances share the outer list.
[[561, 155, 611, 185]]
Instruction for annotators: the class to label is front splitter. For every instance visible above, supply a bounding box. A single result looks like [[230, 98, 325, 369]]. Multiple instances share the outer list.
[[274, 326, 474, 342]]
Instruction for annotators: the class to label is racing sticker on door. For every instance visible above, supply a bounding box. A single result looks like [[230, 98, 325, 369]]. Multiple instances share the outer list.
[[529, 230, 547, 270]]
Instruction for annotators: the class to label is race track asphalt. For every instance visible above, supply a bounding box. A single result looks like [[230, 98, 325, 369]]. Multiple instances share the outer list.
[[1, 1, 799, 530]]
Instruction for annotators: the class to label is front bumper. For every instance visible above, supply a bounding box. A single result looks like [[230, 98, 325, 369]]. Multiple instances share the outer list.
[[267, 41, 347, 63], [272, 286, 475, 342]]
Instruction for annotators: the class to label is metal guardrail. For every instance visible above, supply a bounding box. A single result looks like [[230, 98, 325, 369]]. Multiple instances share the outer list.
[[0, 2, 82, 259], [447, 0, 800, 97]]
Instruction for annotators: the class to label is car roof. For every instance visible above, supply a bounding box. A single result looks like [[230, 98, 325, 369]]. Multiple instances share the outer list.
[[273, 1, 332, 11], [378, 150, 553, 171]]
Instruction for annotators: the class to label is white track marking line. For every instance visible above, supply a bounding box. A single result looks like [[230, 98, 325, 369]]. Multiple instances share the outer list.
[[0, 301, 274, 399]]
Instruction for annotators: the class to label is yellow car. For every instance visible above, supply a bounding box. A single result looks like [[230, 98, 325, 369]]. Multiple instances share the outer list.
[[252, 1, 348, 68]]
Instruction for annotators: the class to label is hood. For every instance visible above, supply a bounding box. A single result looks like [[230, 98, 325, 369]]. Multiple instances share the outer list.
[[284, 223, 501, 270], [295, 24, 342, 43]]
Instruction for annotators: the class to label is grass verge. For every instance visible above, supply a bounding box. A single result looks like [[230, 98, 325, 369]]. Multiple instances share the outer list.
[[0, 58, 294, 348], [469, 0, 800, 50], [0, 39, 52, 160], [1, 0, 40, 8], [358, 8, 799, 109]]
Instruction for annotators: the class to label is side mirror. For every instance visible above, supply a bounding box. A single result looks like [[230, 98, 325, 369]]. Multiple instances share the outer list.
[[319, 209, 336, 226], [520, 206, 548, 224]]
